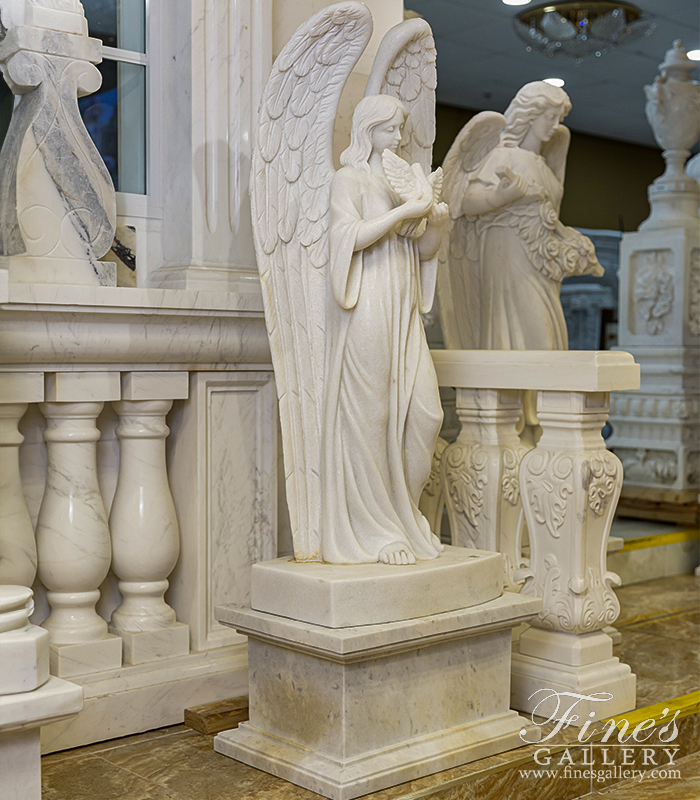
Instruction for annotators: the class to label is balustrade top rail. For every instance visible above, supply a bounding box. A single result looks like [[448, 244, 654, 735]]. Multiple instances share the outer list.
[[431, 350, 640, 393]]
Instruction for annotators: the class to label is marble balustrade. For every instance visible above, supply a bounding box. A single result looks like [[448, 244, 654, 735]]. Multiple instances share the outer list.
[[0, 278, 277, 752], [432, 350, 640, 721]]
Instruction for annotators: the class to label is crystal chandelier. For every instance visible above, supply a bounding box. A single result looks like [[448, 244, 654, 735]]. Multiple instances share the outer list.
[[514, 1, 656, 61]]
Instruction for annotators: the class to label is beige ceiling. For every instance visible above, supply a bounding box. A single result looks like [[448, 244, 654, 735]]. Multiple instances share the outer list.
[[405, 0, 700, 147]]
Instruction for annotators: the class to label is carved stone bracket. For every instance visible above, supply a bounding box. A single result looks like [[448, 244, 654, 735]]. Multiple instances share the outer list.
[[517, 391, 622, 635], [441, 388, 528, 590], [0, 1, 117, 285]]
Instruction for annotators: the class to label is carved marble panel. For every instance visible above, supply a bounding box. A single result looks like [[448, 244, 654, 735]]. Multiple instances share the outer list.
[[614, 447, 678, 486], [690, 248, 700, 336], [630, 250, 674, 336]]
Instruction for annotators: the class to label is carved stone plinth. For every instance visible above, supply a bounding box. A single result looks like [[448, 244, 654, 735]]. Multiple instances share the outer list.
[[214, 551, 542, 800]]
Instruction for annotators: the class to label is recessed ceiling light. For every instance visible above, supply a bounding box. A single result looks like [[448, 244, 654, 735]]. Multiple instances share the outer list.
[[502, 0, 532, 6], [543, 77, 565, 87], [687, 49, 700, 61]]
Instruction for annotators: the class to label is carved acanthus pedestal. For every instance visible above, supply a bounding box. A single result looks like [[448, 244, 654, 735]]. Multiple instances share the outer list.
[[441, 388, 528, 590], [511, 390, 635, 723]]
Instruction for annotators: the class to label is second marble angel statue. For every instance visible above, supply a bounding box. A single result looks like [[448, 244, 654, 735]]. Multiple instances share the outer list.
[[438, 81, 604, 351], [251, 3, 449, 564]]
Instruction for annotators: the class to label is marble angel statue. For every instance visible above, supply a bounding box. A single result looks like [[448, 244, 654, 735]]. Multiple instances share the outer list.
[[437, 81, 604, 351], [251, 3, 449, 565]]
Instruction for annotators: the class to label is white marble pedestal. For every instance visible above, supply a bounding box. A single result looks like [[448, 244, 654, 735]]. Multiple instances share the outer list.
[[214, 547, 542, 800], [511, 628, 636, 723]]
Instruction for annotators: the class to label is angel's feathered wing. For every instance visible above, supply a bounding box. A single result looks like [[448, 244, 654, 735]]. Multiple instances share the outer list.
[[437, 112, 505, 349], [541, 124, 571, 189], [365, 17, 437, 173], [251, 2, 372, 561]]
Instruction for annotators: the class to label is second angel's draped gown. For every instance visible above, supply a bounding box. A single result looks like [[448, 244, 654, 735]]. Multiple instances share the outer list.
[[458, 145, 570, 350], [321, 166, 443, 564]]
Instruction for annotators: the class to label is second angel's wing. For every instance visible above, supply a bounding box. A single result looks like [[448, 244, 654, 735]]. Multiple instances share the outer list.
[[441, 111, 505, 214], [251, 2, 373, 561], [365, 17, 437, 173], [437, 112, 505, 349], [541, 124, 571, 186]]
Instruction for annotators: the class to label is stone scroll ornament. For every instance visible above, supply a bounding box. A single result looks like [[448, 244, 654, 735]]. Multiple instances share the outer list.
[[0, 0, 117, 285], [251, 2, 449, 564], [437, 81, 603, 352]]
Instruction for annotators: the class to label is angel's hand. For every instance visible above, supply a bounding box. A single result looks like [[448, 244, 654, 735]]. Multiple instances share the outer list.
[[494, 166, 530, 206], [400, 192, 433, 220], [428, 201, 449, 227]]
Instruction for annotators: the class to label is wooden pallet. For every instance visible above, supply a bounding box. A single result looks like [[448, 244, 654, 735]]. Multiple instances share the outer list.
[[184, 696, 249, 735], [616, 485, 699, 526]]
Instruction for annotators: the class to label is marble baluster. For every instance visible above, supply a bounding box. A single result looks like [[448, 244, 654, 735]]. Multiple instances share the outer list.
[[0, 374, 44, 587], [36, 372, 122, 678], [440, 388, 528, 590], [511, 390, 636, 722], [109, 372, 190, 665]]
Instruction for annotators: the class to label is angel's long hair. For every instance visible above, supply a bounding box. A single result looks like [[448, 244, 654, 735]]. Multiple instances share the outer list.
[[341, 95, 408, 174], [501, 82, 571, 148]]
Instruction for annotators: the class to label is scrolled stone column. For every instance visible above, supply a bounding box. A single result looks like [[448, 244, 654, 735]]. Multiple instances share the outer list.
[[108, 372, 190, 665], [511, 390, 636, 722], [0, 0, 117, 286], [440, 388, 528, 590], [36, 372, 122, 677]]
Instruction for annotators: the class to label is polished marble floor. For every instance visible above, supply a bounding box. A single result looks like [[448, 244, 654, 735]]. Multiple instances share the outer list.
[[41, 574, 700, 800]]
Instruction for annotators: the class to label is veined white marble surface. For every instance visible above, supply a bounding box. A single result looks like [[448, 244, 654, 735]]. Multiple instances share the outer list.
[[0, 675, 83, 733], [250, 546, 503, 628], [0, 671, 81, 800], [0, 6, 117, 286], [216, 587, 541, 800], [41, 643, 247, 753], [217, 591, 540, 656], [0, 586, 49, 695], [0, 277, 271, 367], [0, 277, 264, 313]]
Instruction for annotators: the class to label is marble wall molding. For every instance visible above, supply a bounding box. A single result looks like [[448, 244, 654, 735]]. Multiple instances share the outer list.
[[0, 277, 271, 366]]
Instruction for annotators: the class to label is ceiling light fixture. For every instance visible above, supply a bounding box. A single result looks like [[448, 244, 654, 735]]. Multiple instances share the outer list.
[[687, 49, 700, 61], [543, 77, 566, 86], [513, 1, 656, 61], [502, 0, 532, 6]]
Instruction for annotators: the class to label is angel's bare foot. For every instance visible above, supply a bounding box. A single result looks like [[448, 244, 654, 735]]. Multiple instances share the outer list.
[[378, 542, 416, 565]]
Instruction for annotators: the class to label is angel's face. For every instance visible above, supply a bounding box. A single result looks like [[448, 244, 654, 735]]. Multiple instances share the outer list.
[[371, 111, 405, 156], [530, 106, 561, 144]]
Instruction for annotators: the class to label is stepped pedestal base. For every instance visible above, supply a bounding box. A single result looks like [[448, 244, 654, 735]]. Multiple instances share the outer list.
[[214, 548, 542, 800], [511, 630, 636, 724]]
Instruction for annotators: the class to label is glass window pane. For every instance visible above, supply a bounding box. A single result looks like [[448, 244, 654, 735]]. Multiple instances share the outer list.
[[78, 61, 146, 194], [82, 0, 145, 53]]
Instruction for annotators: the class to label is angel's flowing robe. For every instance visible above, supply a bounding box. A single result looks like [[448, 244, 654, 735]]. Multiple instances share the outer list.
[[322, 166, 443, 564], [460, 145, 570, 350]]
